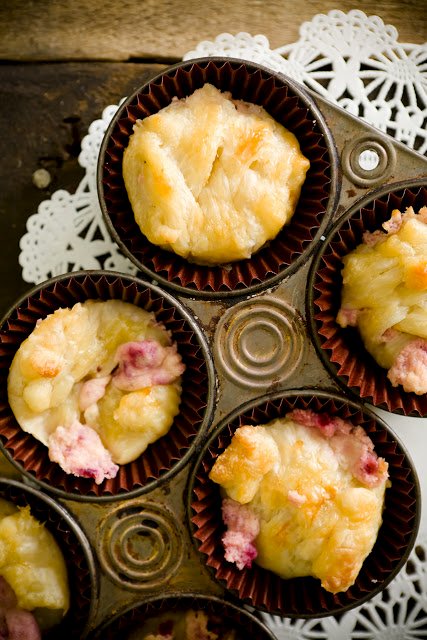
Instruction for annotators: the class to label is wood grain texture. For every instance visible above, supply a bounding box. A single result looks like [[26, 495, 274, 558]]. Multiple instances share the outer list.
[[0, 0, 426, 62], [0, 62, 163, 315]]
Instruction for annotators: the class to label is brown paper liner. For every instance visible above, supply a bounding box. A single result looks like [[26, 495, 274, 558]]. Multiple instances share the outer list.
[[308, 183, 427, 416], [187, 390, 420, 618], [98, 58, 336, 297], [0, 478, 96, 639], [0, 271, 213, 500], [89, 593, 276, 639]]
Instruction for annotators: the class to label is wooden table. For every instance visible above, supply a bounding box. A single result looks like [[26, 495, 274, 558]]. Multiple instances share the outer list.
[[0, 0, 425, 316]]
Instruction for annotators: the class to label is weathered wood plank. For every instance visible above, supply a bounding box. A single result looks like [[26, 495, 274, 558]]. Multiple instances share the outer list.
[[0, 62, 163, 316], [0, 0, 425, 62]]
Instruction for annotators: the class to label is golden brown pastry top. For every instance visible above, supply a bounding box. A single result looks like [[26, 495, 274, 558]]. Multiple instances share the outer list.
[[8, 300, 184, 476], [209, 411, 389, 593], [123, 83, 310, 265], [209, 425, 280, 504], [337, 206, 427, 394], [0, 499, 69, 613]]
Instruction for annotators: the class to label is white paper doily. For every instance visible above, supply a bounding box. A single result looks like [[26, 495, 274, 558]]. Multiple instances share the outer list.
[[185, 11, 427, 156], [17, 9, 427, 638]]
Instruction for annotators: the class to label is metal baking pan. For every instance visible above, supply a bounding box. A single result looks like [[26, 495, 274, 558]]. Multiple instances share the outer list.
[[0, 58, 426, 636]]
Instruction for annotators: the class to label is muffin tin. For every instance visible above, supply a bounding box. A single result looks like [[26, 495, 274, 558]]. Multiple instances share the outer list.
[[0, 57, 426, 635]]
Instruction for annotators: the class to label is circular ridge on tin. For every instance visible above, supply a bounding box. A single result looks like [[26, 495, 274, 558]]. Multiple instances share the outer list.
[[97, 57, 339, 299], [307, 179, 427, 417], [186, 389, 420, 618], [214, 296, 305, 388], [96, 500, 183, 590], [89, 593, 277, 639], [341, 133, 397, 188], [0, 270, 216, 501], [0, 478, 97, 640]]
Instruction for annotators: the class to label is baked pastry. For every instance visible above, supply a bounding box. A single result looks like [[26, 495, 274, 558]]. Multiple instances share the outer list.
[[337, 206, 427, 394], [0, 498, 69, 633], [7, 300, 185, 483], [130, 609, 239, 640], [209, 409, 389, 594], [123, 83, 310, 265]]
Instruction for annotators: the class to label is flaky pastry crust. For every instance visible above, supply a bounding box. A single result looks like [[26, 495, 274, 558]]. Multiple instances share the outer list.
[[337, 206, 427, 394], [123, 83, 310, 265], [209, 414, 388, 593], [8, 300, 183, 477]]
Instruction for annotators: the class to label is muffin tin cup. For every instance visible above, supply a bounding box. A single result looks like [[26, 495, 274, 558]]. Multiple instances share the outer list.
[[186, 389, 420, 618], [0, 271, 215, 501], [89, 593, 277, 639], [97, 57, 339, 299], [0, 477, 97, 639], [307, 179, 427, 417]]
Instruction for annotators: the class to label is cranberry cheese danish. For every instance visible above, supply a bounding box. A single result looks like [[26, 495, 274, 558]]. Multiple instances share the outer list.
[[337, 207, 427, 394], [7, 300, 185, 483], [209, 410, 389, 594]]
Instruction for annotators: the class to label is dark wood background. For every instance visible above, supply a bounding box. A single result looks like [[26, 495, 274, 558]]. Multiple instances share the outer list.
[[0, 0, 426, 316]]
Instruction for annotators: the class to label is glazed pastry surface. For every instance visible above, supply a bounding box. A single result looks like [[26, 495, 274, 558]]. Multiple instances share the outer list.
[[337, 207, 427, 394], [0, 499, 69, 614], [210, 411, 389, 593], [123, 83, 310, 265], [8, 300, 184, 481]]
